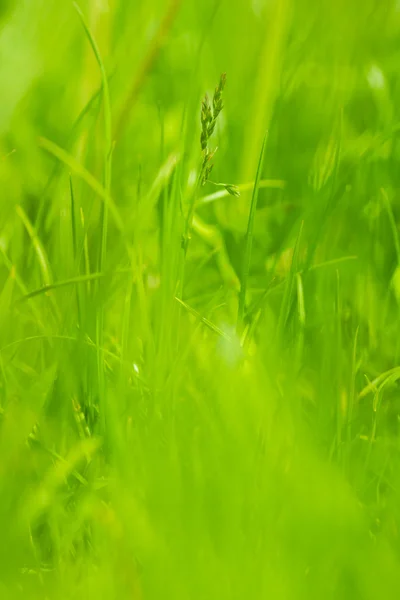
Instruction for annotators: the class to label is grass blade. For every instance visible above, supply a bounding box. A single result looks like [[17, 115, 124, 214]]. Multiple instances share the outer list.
[[17, 269, 131, 302], [175, 296, 232, 342], [16, 205, 52, 287], [276, 221, 304, 337], [198, 178, 286, 205], [39, 137, 124, 235], [73, 1, 113, 272], [237, 131, 268, 331]]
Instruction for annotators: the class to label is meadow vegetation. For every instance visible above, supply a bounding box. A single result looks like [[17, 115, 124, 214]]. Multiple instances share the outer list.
[[1, 0, 400, 598]]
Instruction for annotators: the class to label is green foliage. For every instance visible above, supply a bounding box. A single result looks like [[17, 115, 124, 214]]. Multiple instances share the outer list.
[[2, 0, 400, 598]]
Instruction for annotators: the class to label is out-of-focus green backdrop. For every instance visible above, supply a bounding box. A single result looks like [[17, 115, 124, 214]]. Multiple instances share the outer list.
[[2, 0, 400, 598]]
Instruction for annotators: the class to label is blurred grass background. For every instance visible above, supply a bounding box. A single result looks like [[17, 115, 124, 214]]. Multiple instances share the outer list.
[[2, 0, 400, 598]]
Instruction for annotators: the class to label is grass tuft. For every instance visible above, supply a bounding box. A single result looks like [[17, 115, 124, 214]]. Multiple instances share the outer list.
[[2, 2, 400, 598]]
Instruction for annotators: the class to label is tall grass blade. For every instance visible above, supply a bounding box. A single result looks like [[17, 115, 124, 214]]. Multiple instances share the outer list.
[[237, 131, 268, 331]]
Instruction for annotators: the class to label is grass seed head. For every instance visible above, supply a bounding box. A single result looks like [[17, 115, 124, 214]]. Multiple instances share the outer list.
[[224, 183, 240, 197], [212, 72, 226, 121], [200, 74, 226, 153], [199, 74, 236, 192], [201, 94, 213, 150]]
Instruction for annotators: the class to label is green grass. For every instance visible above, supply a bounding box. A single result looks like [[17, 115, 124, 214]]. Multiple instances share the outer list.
[[2, 0, 400, 598]]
